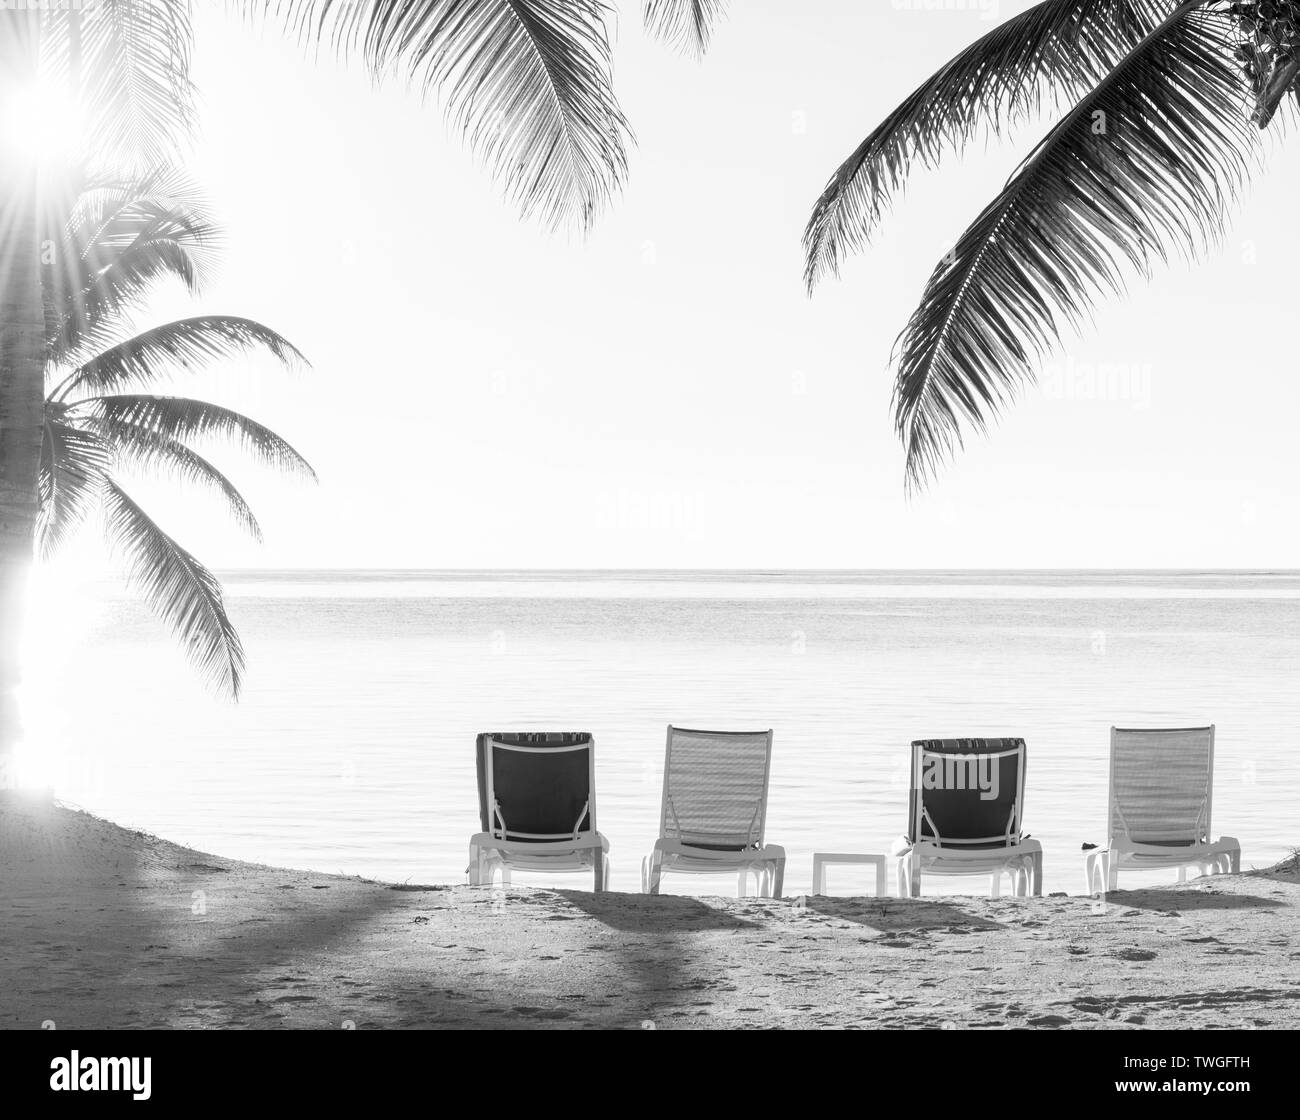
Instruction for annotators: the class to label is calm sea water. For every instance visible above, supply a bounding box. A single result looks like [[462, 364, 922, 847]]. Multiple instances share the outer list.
[[22, 570, 1300, 896]]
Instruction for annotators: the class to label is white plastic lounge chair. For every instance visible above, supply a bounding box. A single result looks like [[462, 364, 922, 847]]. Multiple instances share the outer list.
[[892, 737, 1043, 898], [467, 731, 609, 891], [641, 726, 786, 898], [1084, 726, 1240, 893]]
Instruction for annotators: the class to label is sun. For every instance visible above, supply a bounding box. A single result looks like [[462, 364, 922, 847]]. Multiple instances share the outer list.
[[0, 78, 85, 166]]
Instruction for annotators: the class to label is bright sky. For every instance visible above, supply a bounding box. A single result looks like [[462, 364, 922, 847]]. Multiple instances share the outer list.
[[91, 0, 1300, 569]]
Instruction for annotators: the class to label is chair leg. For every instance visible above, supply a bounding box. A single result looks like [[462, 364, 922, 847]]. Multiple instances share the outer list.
[[593, 851, 605, 892], [1084, 852, 1097, 895], [1177, 864, 1187, 884], [648, 850, 665, 895], [770, 858, 785, 900], [909, 854, 921, 899], [1229, 847, 1241, 873], [737, 868, 748, 898], [467, 845, 481, 886], [500, 865, 511, 887], [1106, 854, 1119, 893], [990, 870, 1002, 899]]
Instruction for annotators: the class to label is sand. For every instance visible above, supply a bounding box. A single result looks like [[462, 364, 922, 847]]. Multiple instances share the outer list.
[[1, 794, 1297, 1029]]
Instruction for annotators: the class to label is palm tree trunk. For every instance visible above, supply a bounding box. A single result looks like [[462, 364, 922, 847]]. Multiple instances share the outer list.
[[0, 12, 46, 779]]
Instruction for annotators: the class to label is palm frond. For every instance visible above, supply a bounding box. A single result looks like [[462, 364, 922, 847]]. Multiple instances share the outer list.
[[43, 1, 197, 167], [74, 394, 317, 481], [265, 0, 631, 233], [1254, 54, 1300, 127], [803, 0, 1168, 291], [70, 168, 215, 244], [47, 171, 218, 359], [55, 316, 305, 399], [37, 418, 110, 560], [643, 0, 728, 58], [101, 479, 244, 698], [894, 2, 1254, 491], [90, 415, 263, 542]]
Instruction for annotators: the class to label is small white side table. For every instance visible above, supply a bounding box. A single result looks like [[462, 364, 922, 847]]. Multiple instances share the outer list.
[[811, 852, 888, 897]]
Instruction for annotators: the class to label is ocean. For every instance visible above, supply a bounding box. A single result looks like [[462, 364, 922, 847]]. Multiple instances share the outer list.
[[22, 569, 1300, 896]]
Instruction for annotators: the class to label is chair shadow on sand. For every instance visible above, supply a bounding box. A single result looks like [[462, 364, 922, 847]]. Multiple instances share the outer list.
[[550, 888, 759, 931], [1098, 887, 1287, 912], [802, 895, 1007, 933]]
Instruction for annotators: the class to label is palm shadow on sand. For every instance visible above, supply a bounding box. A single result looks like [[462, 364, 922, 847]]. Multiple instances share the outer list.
[[548, 889, 760, 1027]]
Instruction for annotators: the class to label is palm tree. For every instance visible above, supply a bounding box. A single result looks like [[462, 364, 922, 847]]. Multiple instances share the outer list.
[[36, 169, 312, 700], [38, 169, 313, 700], [0, 0, 715, 767], [803, 1, 1299, 490]]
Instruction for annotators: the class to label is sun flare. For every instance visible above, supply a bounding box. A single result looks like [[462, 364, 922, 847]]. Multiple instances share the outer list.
[[0, 78, 85, 166], [11, 558, 104, 794]]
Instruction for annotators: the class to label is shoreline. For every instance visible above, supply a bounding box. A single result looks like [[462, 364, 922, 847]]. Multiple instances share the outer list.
[[1, 795, 1297, 1029]]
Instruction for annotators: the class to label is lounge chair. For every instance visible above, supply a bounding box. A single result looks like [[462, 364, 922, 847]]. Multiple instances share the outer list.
[[1084, 726, 1240, 893], [641, 726, 786, 898], [892, 737, 1043, 898], [467, 731, 609, 891]]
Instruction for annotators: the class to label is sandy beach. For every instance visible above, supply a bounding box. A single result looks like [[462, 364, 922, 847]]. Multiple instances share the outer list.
[[1, 794, 1296, 1030]]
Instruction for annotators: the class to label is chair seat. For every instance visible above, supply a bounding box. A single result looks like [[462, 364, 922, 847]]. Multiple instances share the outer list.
[[642, 839, 786, 897], [468, 831, 609, 889], [654, 838, 786, 869], [892, 836, 1044, 898], [1084, 836, 1240, 893]]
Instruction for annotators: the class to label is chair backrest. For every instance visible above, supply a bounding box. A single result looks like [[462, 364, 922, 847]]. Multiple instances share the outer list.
[[1108, 726, 1214, 847], [475, 732, 596, 843], [658, 726, 774, 851], [907, 738, 1027, 848]]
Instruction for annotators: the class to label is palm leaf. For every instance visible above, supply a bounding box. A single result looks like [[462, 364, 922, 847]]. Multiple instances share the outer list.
[[101, 479, 245, 698], [643, 0, 728, 58], [42, 1, 197, 167], [266, 0, 631, 233], [71, 170, 218, 282], [61, 237, 203, 349], [37, 417, 110, 561], [802, 0, 1168, 291], [54, 316, 305, 400], [894, 2, 1255, 491], [1254, 54, 1300, 127], [74, 394, 317, 481], [47, 171, 218, 360], [91, 415, 264, 542]]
